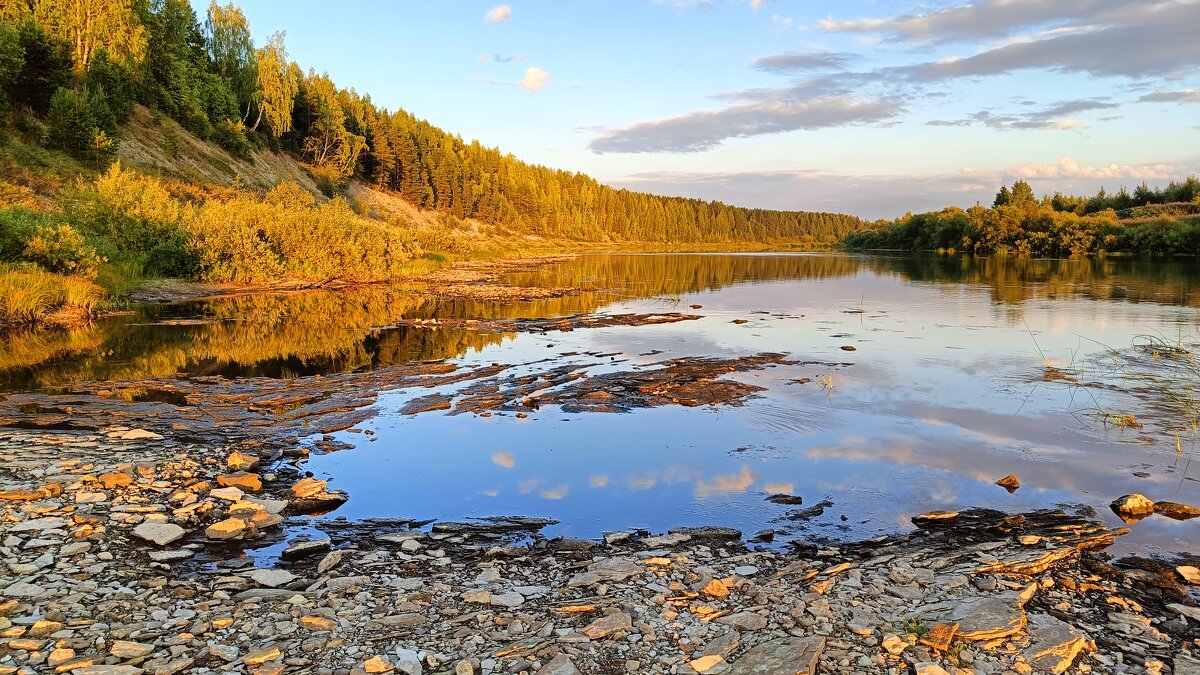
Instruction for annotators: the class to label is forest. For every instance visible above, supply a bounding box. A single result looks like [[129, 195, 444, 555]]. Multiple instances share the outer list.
[[844, 179, 1200, 256]]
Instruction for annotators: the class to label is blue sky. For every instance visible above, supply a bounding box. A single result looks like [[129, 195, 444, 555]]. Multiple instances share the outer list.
[[201, 0, 1200, 219]]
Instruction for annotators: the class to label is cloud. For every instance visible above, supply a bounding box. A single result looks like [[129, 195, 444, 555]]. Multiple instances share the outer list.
[[751, 51, 856, 74], [608, 156, 1197, 219], [928, 98, 1117, 130], [485, 4, 512, 23], [1139, 89, 1200, 103], [490, 452, 515, 468], [821, 0, 1136, 44], [520, 67, 551, 92], [590, 95, 904, 153]]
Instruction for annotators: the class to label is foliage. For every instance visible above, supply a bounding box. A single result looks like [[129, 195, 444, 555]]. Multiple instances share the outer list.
[[33, 0, 147, 72], [84, 160, 194, 275], [0, 20, 25, 107], [8, 20, 70, 114], [44, 86, 117, 160], [255, 31, 294, 137], [846, 180, 1200, 256], [21, 222, 103, 275], [0, 263, 102, 325]]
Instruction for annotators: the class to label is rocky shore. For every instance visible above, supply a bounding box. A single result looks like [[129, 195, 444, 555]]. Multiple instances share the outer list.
[[2, 425, 1199, 675]]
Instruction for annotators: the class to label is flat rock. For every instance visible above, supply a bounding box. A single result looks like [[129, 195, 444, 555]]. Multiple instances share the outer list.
[[581, 612, 632, 639], [922, 590, 1029, 641], [1154, 501, 1200, 520], [282, 538, 332, 559], [535, 654, 581, 675], [109, 640, 154, 658], [1178, 565, 1200, 584], [205, 517, 248, 540], [132, 522, 186, 546], [1023, 613, 1090, 674], [247, 568, 297, 588], [715, 611, 768, 631], [727, 636, 826, 675]]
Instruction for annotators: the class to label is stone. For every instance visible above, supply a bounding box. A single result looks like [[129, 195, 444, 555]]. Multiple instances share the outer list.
[[217, 472, 262, 492], [247, 568, 297, 588], [689, 655, 725, 673], [110, 640, 154, 658], [703, 578, 730, 598], [490, 591, 524, 608], [715, 611, 767, 631], [227, 450, 259, 471], [209, 644, 238, 661], [98, 472, 133, 489], [726, 636, 825, 675], [205, 517, 248, 540], [881, 634, 908, 656], [581, 612, 632, 639], [1, 582, 47, 598], [919, 623, 959, 651], [924, 590, 1029, 641], [48, 648, 75, 667], [995, 473, 1021, 492], [1176, 654, 1200, 675], [282, 538, 331, 559], [394, 648, 422, 675], [914, 664, 951, 675], [454, 661, 474, 675], [148, 549, 193, 562], [1110, 494, 1155, 522], [300, 615, 338, 631], [77, 667, 142, 675], [244, 646, 282, 666], [363, 656, 394, 673], [535, 654, 582, 675], [1023, 613, 1090, 674], [733, 565, 759, 576], [119, 428, 163, 440], [375, 613, 427, 628], [318, 550, 345, 574], [1168, 603, 1200, 622], [132, 522, 186, 546], [1154, 501, 1200, 520], [913, 510, 958, 524], [290, 477, 329, 499], [1177, 565, 1200, 584]]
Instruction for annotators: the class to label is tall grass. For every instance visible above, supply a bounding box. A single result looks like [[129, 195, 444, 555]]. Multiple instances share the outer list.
[[0, 266, 103, 326]]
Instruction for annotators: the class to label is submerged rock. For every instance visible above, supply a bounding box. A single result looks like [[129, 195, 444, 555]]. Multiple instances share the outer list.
[[1154, 501, 1200, 520], [995, 473, 1021, 492]]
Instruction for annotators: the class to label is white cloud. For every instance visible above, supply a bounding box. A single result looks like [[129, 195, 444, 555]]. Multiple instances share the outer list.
[[1006, 156, 1183, 180], [485, 4, 512, 24], [520, 67, 550, 92], [1139, 89, 1200, 103]]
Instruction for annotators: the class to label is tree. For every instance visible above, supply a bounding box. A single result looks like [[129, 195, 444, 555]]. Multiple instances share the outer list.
[[0, 20, 24, 106], [9, 20, 70, 113], [254, 31, 295, 137], [45, 86, 94, 153], [32, 0, 147, 72], [301, 70, 364, 178], [205, 1, 256, 121], [993, 185, 1011, 207], [1009, 180, 1035, 206]]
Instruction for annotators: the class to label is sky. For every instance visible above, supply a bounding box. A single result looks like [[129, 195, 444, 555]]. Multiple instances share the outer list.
[[200, 0, 1200, 219]]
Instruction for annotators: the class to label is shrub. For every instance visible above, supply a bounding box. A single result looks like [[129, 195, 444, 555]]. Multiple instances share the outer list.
[[22, 223, 103, 277], [212, 118, 253, 159], [85, 162, 195, 276]]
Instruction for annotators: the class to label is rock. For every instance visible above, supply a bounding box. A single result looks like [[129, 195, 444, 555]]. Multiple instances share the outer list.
[[1153, 501, 1200, 520], [925, 591, 1030, 641], [208, 486, 244, 501], [282, 538, 332, 559], [914, 664, 951, 675], [581, 612, 632, 639], [689, 655, 725, 673], [131, 522, 186, 546], [375, 613, 427, 628], [77, 667, 143, 675], [703, 578, 730, 598], [1177, 565, 1200, 584], [490, 591, 524, 608], [1023, 613, 1090, 674], [300, 615, 338, 631], [996, 474, 1021, 492], [98, 472, 133, 489], [1176, 654, 1200, 675], [209, 644, 238, 661], [1110, 494, 1155, 522], [119, 428, 163, 440], [290, 477, 329, 499], [535, 654, 581, 675], [227, 450, 259, 471], [715, 611, 767, 631], [204, 517, 248, 540], [148, 549, 192, 562], [726, 636, 825, 675], [244, 646, 282, 666], [109, 640, 154, 658], [363, 655, 394, 673], [733, 565, 759, 576], [1, 582, 47, 598], [913, 511, 958, 525], [462, 590, 491, 604], [881, 634, 908, 656], [48, 648, 75, 667], [394, 648, 422, 675], [1167, 603, 1200, 622], [918, 623, 958, 651], [217, 472, 262, 492], [318, 549, 345, 574], [247, 568, 297, 588], [454, 660, 475, 675]]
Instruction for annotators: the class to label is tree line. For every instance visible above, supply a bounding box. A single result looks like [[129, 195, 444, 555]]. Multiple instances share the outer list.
[[845, 180, 1200, 256], [0, 0, 863, 245]]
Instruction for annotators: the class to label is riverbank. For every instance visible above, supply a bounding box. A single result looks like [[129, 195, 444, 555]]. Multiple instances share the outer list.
[[2, 403, 1199, 674]]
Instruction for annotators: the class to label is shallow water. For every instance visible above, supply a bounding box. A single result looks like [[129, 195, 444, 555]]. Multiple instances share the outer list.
[[5, 253, 1200, 555]]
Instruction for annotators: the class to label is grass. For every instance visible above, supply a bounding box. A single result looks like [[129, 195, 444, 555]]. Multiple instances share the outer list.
[[0, 265, 104, 327]]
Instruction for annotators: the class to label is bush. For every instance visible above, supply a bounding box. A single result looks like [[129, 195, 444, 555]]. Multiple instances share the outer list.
[[212, 118, 252, 159], [22, 223, 103, 277], [85, 162, 195, 276]]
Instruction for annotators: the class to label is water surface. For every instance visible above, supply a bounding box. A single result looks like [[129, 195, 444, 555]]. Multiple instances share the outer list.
[[5, 253, 1199, 555]]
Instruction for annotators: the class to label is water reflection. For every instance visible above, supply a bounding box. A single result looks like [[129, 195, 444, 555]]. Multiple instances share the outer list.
[[2, 253, 1198, 555]]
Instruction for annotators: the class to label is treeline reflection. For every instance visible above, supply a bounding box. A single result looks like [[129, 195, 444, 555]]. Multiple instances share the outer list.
[[3, 253, 1197, 388]]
